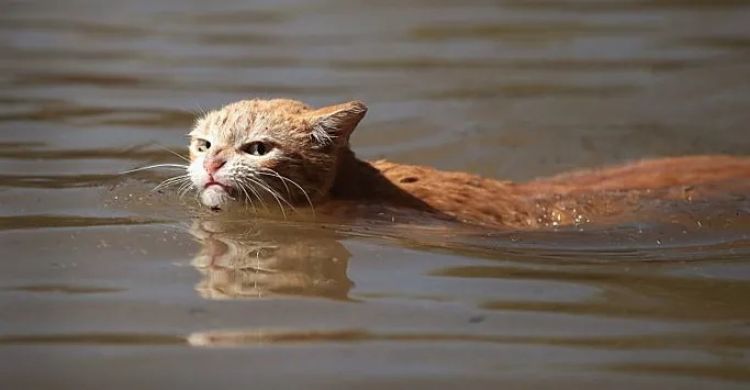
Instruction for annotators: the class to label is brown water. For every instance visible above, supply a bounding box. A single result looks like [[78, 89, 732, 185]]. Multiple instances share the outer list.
[[2, 0, 750, 388]]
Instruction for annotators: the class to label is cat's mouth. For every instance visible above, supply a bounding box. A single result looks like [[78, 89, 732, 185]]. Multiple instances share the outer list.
[[200, 180, 237, 210], [204, 181, 232, 192]]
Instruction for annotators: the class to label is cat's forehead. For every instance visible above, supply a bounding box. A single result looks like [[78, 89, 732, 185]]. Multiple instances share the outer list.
[[190, 99, 311, 141]]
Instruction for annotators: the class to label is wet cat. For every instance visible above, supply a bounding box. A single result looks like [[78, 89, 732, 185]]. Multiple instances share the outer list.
[[186, 99, 750, 229]]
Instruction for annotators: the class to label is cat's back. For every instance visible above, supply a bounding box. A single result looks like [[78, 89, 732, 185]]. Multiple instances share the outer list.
[[368, 155, 750, 228], [371, 160, 535, 227], [525, 155, 750, 195], [374, 155, 750, 198]]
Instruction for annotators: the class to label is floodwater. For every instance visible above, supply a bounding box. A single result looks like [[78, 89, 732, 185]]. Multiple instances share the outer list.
[[2, 0, 750, 388]]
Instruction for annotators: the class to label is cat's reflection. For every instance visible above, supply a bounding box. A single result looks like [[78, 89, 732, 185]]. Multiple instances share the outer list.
[[189, 218, 353, 301]]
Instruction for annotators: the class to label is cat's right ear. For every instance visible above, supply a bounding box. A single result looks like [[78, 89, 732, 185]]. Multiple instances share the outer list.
[[308, 101, 367, 146]]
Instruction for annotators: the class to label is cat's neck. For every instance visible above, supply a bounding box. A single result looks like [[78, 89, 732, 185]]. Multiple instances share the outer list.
[[328, 148, 433, 210], [329, 148, 393, 199]]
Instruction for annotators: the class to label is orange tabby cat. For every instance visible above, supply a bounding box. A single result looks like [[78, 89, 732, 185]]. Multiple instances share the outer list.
[[186, 99, 750, 229]]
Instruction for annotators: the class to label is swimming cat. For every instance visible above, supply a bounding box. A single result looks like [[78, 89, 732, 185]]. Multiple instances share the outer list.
[[185, 99, 750, 229]]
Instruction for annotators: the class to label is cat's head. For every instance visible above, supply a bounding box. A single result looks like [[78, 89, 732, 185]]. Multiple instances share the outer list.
[[187, 99, 366, 210]]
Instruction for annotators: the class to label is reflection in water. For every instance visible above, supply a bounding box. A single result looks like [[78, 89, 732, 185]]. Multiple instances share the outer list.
[[189, 218, 352, 300], [1, 284, 125, 294], [438, 263, 750, 321], [186, 327, 749, 350]]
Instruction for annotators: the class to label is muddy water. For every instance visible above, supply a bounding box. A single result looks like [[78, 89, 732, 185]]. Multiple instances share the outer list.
[[2, 0, 750, 388]]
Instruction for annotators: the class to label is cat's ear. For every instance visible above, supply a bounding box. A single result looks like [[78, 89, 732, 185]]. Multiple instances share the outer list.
[[308, 100, 367, 145]]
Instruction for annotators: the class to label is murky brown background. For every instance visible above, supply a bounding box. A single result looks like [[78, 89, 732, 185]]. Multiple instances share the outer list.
[[2, 0, 750, 388]]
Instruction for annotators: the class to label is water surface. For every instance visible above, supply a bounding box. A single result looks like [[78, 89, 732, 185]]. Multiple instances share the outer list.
[[1, 0, 750, 388]]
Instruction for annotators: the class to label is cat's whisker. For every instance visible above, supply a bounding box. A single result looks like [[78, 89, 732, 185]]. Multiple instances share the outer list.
[[232, 167, 271, 212], [258, 178, 297, 213], [194, 103, 207, 118], [156, 174, 189, 185], [177, 186, 190, 198], [231, 178, 250, 212], [155, 178, 190, 194], [231, 177, 258, 213], [242, 184, 259, 212], [242, 188, 258, 213], [154, 144, 191, 163], [153, 177, 185, 192], [239, 178, 269, 212], [260, 169, 291, 198], [257, 171, 312, 215], [153, 174, 191, 192], [120, 164, 189, 175], [247, 177, 288, 218], [258, 168, 315, 215], [177, 181, 196, 199], [245, 176, 291, 218]]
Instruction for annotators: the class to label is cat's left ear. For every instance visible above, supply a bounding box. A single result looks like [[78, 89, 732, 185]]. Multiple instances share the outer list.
[[308, 100, 367, 146]]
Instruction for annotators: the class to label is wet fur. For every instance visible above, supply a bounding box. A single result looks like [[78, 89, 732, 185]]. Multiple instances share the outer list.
[[187, 99, 750, 229]]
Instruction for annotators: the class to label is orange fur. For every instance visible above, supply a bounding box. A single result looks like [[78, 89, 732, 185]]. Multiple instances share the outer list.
[[189, 99, 750, 229]]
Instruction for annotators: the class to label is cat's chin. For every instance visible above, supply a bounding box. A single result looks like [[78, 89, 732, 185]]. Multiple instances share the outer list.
[[200, 186, 232, 210]]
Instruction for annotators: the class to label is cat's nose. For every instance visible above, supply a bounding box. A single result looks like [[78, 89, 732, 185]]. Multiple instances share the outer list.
[[203, 157, 226, 174]]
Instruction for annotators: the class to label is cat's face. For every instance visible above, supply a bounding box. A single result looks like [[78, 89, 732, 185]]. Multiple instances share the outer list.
[[187, 99, 366, 210]]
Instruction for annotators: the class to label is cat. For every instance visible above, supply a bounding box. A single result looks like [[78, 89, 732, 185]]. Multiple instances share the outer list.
[[185, 98, 750, 229]]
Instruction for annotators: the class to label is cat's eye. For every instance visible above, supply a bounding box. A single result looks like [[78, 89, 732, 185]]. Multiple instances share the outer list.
[[242, 141, 272, 156], [195, 139, 211, 153]]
